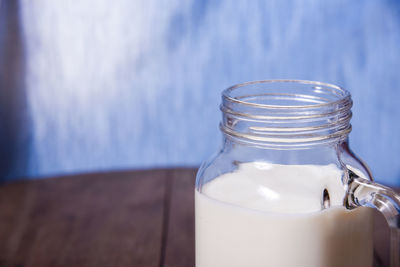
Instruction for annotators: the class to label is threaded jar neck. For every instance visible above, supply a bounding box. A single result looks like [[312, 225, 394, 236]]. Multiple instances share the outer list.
[[220, 80, 353, 148]]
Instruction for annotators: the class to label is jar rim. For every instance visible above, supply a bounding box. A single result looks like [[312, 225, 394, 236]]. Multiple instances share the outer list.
[[222, 79, 351, 110], [220, 80, 353, 147]]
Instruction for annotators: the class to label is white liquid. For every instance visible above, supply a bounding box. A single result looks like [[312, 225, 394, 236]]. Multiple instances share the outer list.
[[195, 162, 373, 267]]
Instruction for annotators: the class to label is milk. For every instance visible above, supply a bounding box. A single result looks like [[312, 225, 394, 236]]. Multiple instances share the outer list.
[[195, 162, 373, 267]]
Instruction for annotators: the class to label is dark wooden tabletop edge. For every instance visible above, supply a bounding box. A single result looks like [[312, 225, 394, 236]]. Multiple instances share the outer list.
[[1, 167, 200, 186]]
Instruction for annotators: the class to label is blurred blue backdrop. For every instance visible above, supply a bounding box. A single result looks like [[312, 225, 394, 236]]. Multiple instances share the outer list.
[[0, 0, 400, 186]]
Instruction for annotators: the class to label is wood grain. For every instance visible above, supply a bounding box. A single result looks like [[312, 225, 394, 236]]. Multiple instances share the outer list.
[[164, 169, 196, 267], [374, 210, 391, 267], [0, 170, 167, 267], [0, 169, 397, 267]]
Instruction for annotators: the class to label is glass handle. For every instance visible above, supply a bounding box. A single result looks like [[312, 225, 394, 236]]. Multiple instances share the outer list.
[[346, 172, 400, 267]]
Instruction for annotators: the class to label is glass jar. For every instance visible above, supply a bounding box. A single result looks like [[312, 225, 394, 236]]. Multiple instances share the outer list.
[[195, 80, 400, 267]]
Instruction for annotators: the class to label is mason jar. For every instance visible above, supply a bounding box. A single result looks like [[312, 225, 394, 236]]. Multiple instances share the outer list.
[[195, 80, 400, 267]]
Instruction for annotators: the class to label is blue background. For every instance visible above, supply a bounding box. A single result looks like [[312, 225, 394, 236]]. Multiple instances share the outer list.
[[0, 0, 400, 186]]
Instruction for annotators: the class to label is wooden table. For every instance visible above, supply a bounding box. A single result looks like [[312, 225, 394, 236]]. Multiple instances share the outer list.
[[0, 169, 395, 267]]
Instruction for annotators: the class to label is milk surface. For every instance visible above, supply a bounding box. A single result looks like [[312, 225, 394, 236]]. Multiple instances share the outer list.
[[195, 162, 373, 267]]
